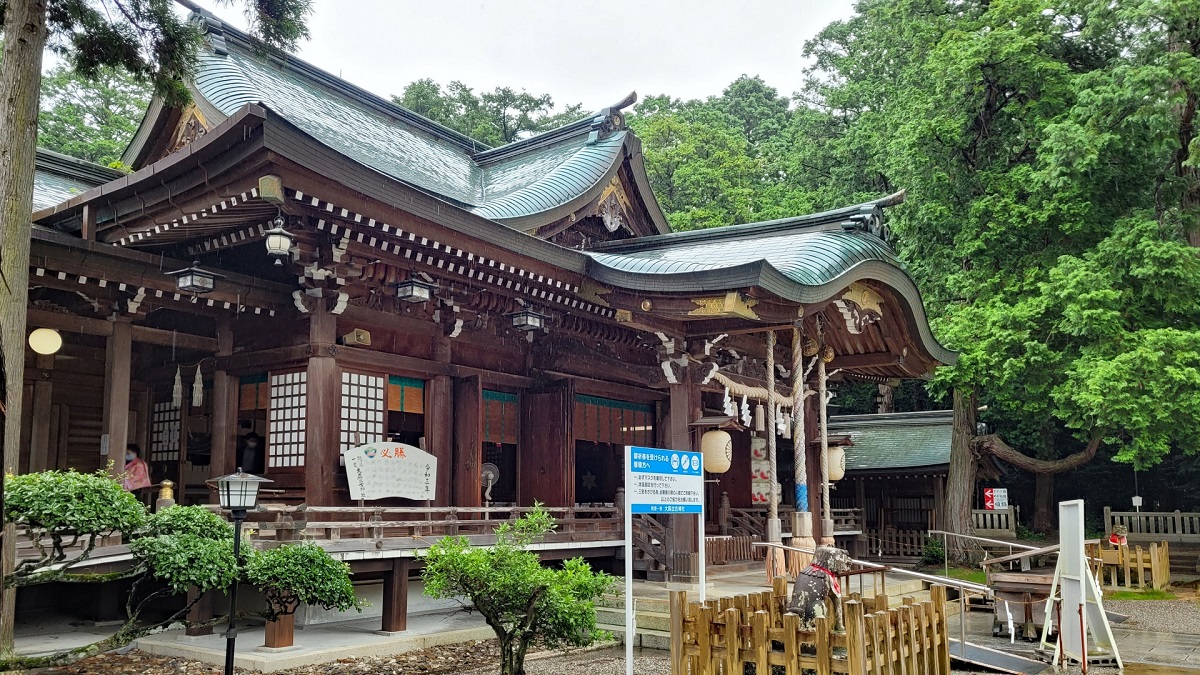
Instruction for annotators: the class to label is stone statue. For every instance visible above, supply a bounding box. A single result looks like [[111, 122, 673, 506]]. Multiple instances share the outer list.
[[786, 545, 853, 630]]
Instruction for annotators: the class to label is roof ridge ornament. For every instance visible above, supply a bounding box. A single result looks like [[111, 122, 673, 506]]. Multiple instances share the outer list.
[[587, 91, 637, 145], [838, 205, 889, 242]]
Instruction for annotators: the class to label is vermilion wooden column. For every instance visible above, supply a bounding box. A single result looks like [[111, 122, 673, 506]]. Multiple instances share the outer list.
[[305, 309, 339, 506]]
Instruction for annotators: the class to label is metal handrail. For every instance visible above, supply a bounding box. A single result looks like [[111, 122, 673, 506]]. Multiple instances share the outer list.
[[927, 529, 1037, 551], [752, 541, 992, 596]]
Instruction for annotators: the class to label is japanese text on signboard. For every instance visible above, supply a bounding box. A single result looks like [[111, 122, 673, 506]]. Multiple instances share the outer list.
[[626, 446, 703, 514]]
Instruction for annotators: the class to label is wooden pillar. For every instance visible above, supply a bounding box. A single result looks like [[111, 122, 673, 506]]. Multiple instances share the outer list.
[[665, 372, 698, 562], [381, 558, 411, 633], [453, 375, 482, 507], [305, 309, 339, 506], [101, 318, 133, 473], [264, 612, 295, 648], [209, 318, 237, 486], [425, 375, 454, 506], [80, 204, 96, 241], [28, 355, 54, 472], [932, 474, 945, 531]]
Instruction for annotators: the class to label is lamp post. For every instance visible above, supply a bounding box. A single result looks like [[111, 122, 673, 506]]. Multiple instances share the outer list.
[[214, 468, 271, 675]]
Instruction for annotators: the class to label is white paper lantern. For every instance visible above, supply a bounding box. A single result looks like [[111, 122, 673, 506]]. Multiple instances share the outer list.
[[27, 328, 62, 355], [700, 429, 733, 474], [828, 447, 846, 481]]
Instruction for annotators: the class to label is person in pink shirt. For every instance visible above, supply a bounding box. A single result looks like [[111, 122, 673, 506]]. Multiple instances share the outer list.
[[123, 443, 152, 493]]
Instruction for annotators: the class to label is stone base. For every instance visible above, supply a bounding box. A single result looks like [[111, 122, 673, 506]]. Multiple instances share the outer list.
[[256, 644, 302, 653]]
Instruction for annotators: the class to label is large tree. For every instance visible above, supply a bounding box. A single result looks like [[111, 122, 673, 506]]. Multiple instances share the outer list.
[[0, 0, 312, 653], [38, 63, 152, 167], [799, 0, 1200, 538], [393, 78, 582, 147]]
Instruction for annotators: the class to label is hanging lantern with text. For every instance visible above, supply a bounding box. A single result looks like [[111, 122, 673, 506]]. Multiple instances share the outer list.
[[700, 429, 732, 474], [827, 446, 846, 481]]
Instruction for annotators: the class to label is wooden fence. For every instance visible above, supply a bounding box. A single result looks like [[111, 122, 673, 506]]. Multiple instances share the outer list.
[[971, 506, 1018, 538], [865, 528, 927, 558], [1087, 540, 1172, 591], [705, 535, 765, 565], [669, 578, 952, 675], [1105, 507, 1200, 543]]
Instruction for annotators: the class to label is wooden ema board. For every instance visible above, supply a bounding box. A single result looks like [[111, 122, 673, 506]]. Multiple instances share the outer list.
[[1039, 500, 1122, 669]]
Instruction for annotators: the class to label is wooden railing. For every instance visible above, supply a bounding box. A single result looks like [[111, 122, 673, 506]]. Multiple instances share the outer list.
[[1105, 507, 1200, 543], [704, 535, 765, 565], [722, 503, 862, 538], [971, 507, 1018, 538], [630, 513, 673, 571], [1087, 540, 1171, 591], [229, 504, 622, 550], [669, 578, 952, 675]]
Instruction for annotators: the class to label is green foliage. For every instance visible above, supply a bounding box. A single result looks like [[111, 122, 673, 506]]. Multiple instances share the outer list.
[[422, 505, 613, 675], [1015, 524, 1047, 542], [921, 537, 946, 565], [38, 64, 151, 165], [142, 505, 232, 539], [128, 534, 235, 595], [245, 543, 362, 620], [393, 78, 582, 147], [944, 567, 987, 585], [3, 469, 145, 537]]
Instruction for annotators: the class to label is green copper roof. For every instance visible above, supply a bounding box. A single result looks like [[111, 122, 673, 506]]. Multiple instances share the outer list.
[[32, 149, 123, 211], [829, 411, 952, 471], [187, 14, 635, 227]]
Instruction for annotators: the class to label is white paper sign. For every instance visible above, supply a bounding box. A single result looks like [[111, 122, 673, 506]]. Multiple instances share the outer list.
[[342, 442, 437, 501]]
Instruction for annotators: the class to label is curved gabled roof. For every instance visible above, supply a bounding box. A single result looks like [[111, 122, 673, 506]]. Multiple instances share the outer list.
[[32, 149, 123, 210], [170, 10, 667, 233], [585, 199, 957, 366]]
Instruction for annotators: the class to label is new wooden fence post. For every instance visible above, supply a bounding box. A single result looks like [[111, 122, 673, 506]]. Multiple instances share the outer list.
[[846, 600, 867, 674], [815, 614, 832, 675], [930, 585, 951, 675], [753, 610, 770, 675], [783, 611, 799, 674], [726, 607, 743, 675], [670, 590, 687, 675], [697, 604, 713, 675]]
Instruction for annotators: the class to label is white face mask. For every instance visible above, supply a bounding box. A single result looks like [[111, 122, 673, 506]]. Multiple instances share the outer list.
[[125, 453, 135, 461]]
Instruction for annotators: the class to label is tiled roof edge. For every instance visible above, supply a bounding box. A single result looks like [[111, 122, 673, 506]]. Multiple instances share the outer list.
[[189, 8, 493, 154], [35, 148, 125, 185], [829, 410, 954, 428], [589, 191, 906, 253]]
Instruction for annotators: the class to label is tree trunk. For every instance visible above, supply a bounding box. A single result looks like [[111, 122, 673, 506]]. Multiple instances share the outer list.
[[945, 388, 980, 563], [876, 384, 894, 414], [0, 0, 49, 652], [1033, 472, 1054, 534]]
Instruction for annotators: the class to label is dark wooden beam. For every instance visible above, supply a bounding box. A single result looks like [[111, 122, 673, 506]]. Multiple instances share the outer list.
[[101, 319, 133, 474], [828, 352, 901, 370], [305, 310, 340, 506]]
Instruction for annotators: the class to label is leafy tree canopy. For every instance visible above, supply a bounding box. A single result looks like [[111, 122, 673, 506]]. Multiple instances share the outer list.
[[422, 505, 612, 675], [38, 63, 151, 167], [393, 78, 583, 147]]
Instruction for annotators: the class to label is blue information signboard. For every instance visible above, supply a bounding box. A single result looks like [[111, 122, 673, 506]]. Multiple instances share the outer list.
[[625, 445, 704, 514]]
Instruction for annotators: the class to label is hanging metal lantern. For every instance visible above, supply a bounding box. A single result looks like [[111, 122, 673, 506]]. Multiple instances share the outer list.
[[264, 214, 295, 266], [700, 429, 733, 474], [828, 446, 846, 481]]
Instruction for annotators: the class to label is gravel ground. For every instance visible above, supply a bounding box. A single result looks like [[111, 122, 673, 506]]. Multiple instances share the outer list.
[[1105, 598, 1200, 635]]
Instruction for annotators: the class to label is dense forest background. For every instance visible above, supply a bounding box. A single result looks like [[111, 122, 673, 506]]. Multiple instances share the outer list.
[[35, 0, 1200, 531]]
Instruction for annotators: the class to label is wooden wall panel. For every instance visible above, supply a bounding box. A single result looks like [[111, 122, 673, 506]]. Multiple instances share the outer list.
[[520, 380, 574, 507]]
